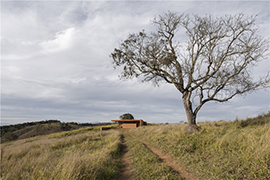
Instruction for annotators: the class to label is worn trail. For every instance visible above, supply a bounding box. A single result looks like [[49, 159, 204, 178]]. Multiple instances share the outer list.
[[128, 133, 196, 180], [116, 134, 134, 180]]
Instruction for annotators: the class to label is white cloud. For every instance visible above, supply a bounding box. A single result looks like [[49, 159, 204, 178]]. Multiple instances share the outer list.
[[39, 28, 77, 54], [6, 65, 20, 73]]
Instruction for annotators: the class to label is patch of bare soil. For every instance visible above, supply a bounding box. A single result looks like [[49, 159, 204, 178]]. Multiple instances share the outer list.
[[116, 134, 134, 180], [129, 133, 196, 180]]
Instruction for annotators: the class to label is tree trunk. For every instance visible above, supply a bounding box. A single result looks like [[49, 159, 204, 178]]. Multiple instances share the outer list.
[[182, 92, 201, 134]]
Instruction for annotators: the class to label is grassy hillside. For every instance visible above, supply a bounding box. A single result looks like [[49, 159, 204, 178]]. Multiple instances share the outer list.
[[1, 121, 115, 143], [123, 131, 182, 180], [129, 112, 270, 179], [1, 123, 80, 143], [1, 128, 122, 180], [1, 113, 269, 179]]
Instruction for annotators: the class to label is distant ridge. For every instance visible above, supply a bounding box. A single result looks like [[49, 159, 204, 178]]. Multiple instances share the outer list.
[[0, 120, 113, 143]]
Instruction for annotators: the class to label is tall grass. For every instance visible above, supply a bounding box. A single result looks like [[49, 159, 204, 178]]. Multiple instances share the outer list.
[[47, 124, 118, 138], [123, 131, 182, 180], [1, 130, 122, 180], [129, 112, 270, 179]]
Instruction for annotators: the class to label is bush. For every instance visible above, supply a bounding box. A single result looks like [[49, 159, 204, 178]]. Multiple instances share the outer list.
[[119, 113, 134, 120]]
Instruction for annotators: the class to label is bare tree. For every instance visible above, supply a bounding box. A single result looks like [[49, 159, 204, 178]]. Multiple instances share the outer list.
[[111, 12, 269, 133]]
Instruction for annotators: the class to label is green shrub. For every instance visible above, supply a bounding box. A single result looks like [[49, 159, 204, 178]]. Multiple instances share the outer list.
[[120, 113, 134, 120]]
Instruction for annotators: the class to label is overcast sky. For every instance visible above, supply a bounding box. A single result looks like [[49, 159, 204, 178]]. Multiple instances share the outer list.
[[1, 1, 269, 125]]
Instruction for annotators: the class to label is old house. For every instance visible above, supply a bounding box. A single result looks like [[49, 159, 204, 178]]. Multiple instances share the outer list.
[[111, 119, 147, 129]]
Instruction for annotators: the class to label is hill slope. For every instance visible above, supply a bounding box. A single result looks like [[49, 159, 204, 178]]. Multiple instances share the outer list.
[[1, 120, 114, 143], [129, 112, 270, 179], [1, 113, 269, 179]]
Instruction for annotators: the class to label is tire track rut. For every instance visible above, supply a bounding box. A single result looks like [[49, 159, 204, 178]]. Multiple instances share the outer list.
[[128, 132, 196, 180]]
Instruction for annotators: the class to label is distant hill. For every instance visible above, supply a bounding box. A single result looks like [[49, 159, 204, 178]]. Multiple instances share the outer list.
[[0, 120, 113, 143]]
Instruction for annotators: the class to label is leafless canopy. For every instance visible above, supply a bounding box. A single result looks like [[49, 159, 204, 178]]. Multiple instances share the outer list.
[[111, 12, 269, 125]]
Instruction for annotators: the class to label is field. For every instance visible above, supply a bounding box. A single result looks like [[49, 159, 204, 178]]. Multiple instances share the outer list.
[[1, 113, 269, 180], [123, 131, 182, 180], [129, 112, 270, 179], [1, 129, 122, 180]]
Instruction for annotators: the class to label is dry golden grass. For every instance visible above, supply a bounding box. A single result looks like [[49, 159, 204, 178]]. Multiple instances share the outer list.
[[129, 113, 270, 179], [47, 124, 118, 139], [1, 129, 122, 180]]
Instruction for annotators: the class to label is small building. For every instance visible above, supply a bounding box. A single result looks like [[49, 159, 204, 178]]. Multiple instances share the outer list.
[[111, 119, 147, 129]]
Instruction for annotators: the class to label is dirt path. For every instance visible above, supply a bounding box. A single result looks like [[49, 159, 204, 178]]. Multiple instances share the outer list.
[[128, 133, 196, 180], [116, 134, 134, 180]]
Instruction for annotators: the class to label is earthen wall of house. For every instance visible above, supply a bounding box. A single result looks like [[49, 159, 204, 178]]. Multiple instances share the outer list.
[[111, 119, 147, 129]]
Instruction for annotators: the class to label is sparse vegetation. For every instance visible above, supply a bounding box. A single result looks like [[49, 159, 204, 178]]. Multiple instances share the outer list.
[[1, 129, 122, 180], [129, 112, 270, 179]]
